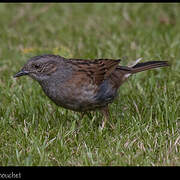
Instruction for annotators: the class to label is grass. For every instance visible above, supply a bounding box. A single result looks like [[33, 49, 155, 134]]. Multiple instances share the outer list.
[[0, 3, 180, 166]]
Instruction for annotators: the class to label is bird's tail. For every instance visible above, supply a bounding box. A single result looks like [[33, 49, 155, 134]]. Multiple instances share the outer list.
[[113, 60, 169, 88], [117, 61, 169, 74], [130, 61, 169, 74]]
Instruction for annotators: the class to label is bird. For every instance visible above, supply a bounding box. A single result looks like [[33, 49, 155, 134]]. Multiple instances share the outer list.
[[14, 54, 169, 129]]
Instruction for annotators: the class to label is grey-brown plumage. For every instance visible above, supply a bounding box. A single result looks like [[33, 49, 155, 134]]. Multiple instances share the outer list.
[[14, 54, 169, 129]]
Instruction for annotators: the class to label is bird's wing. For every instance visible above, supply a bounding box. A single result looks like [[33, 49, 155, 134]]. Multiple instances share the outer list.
[[68, 58, 121, 85]]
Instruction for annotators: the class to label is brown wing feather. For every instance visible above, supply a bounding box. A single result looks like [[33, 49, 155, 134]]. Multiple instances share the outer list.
[[68, 58, 121, 85]]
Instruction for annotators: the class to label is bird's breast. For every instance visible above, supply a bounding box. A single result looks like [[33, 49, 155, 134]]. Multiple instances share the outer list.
[[39, 76, 118, 112]]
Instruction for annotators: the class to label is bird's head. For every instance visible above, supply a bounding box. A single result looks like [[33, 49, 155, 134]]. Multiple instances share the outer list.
[[14, 54, 63, 82]]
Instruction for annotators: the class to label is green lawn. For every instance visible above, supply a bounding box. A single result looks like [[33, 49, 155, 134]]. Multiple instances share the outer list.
[[0, 3, 179, 166]]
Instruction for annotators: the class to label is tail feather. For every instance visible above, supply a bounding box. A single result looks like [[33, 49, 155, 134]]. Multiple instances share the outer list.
[[131, 61, 169, 74]]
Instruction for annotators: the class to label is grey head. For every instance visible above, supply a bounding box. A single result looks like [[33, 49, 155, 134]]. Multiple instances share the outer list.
[[14, 54, 66, 82]]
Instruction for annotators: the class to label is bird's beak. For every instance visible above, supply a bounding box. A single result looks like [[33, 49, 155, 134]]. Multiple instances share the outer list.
[[13, 70, 29, 78]]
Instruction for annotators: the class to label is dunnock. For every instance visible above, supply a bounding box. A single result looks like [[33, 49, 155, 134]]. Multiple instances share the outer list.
[[14, 55, 169, 129]]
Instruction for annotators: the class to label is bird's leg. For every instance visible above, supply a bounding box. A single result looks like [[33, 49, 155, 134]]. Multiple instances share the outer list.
[[79, 112, 86, 119], [100, 106, 113, 129], [75, 112, 87, 128], [76, 111, 92, 128]]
